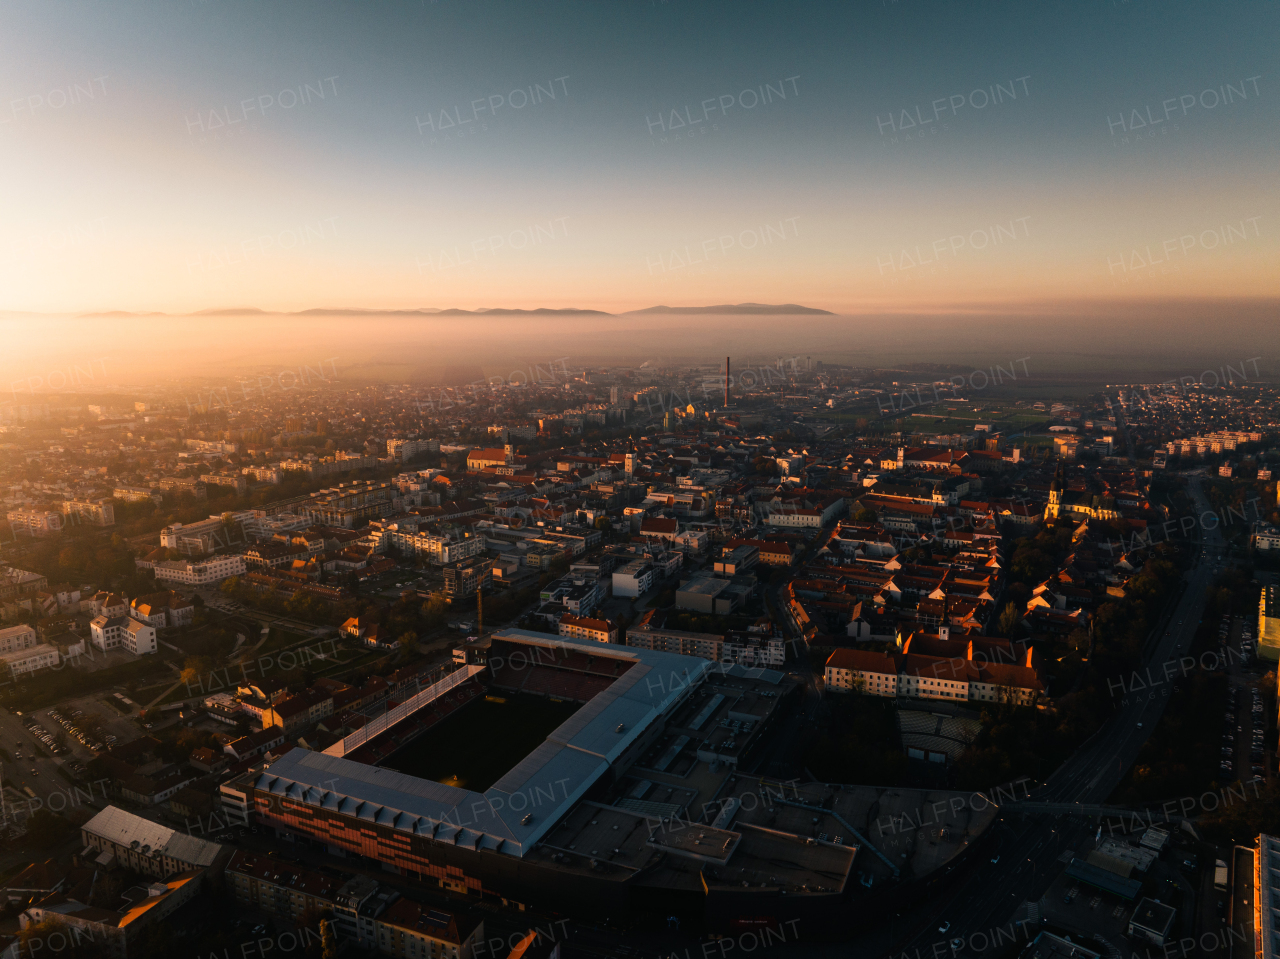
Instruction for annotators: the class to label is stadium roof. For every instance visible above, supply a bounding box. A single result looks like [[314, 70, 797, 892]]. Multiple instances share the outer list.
[[258, 630, 716, 858]]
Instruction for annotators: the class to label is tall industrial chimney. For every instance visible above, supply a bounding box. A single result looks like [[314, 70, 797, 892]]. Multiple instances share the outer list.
[[725, 356, 730, 407]]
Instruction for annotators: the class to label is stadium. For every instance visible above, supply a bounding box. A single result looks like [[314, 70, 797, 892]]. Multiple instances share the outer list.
[[223, 629, 997, 932]]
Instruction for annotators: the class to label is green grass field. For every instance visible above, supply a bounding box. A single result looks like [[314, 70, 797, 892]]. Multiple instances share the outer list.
[[380, 694, 581, 790]]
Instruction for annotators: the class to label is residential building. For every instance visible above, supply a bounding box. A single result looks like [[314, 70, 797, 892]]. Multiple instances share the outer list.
[[227, 850, 344, 925], [1259, 585, 1280, 663], [262, 688, 333, 733], [6, 508, 64, 537], [383, 526, 484, 565], [0, 566, 48, 600], [114, 486, 163, 503], [0, 643, 60, 676], [80, 806, 225, 879], [61, 498, 115, 526], [153, 554, 247, 587], [823, 630, 1042, 705], [222, 728, 286, 763], [19, 870, 204, 959], [722, 630, 786, 667], [612, 560, 656, 598], [388, 438, 440, 461], [158, 477, 208, 500], [90, 616, 157, 655], [0, 624, 37, 654], [558, 614, 617, 644], [443, 557, 493, 602], [626, 624, 723, 661], [242, 465, 283, 484], [89, 591, 128, 618], [374, 896, 485, 959], [200, 472, 248, 494], [302, 480, 397, 527], [129, 591, 194, 628]]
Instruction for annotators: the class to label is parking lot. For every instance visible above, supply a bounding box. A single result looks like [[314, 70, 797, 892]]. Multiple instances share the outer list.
[[1216, 611, 1271, 786]]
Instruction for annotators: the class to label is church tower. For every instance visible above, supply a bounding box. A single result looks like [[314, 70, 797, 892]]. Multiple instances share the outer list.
[[1046, 462, 1064, 520]]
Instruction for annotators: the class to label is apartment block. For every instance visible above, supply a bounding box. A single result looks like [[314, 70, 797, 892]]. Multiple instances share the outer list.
[[0, 623, 37, 654], [626, 624, 722, 660], [558, 613, 618, 644], [62, 498, 115, 526], [153, 553, 246, 586], [0, 643, 60, 676], [443, 557, 493, 601], [90, 615, 158, 655], [374, 896, 484, 959], [200, 472, 248, 494], [6, 508, 65, 537]]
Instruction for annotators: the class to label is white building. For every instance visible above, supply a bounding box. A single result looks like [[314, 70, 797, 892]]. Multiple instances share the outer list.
[[1254, 523, 1280, 551], [0, 643, 60, 676], [381, 525, 484, 565], [612, 560, 657, 598], [558, 614, 617, 644], [153, 554, 247, 586], [387, 438, 440, 461], [764, 506, 825, 529], [0, 623, 37, 654], [5, 508, 64, 537], [90, 616, 157, 655]]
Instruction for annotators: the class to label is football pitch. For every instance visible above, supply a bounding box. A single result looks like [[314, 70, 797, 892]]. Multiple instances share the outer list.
[[380, 693, 581, 791]]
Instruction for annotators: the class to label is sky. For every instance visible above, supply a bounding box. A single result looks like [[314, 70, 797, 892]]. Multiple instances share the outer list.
[[0, 0, 1276, 319]]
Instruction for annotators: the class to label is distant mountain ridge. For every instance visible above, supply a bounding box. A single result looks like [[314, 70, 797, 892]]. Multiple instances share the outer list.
[[625, 303, 833, 315], [73, 302, 829, 317]]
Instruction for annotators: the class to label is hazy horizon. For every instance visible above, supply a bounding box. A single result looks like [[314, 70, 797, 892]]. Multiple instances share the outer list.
[[3, 297, 1277, 391]]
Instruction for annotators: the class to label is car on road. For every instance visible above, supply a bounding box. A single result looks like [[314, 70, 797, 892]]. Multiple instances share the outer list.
[[1136, 722, 1143, 728], [937, 922, 950, 933], [990, 855, 1000, 864], [950, 939, 964, 951]]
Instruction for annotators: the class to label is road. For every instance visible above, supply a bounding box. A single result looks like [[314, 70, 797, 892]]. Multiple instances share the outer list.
[[0, 707, 91, 827]]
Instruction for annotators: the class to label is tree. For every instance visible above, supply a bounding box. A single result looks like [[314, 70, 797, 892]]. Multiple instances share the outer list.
[[1066, 627, 1090, 655], [321, 919, 338, 959], [997, 602, 1023, 638], [25, 809, 73, 848]]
